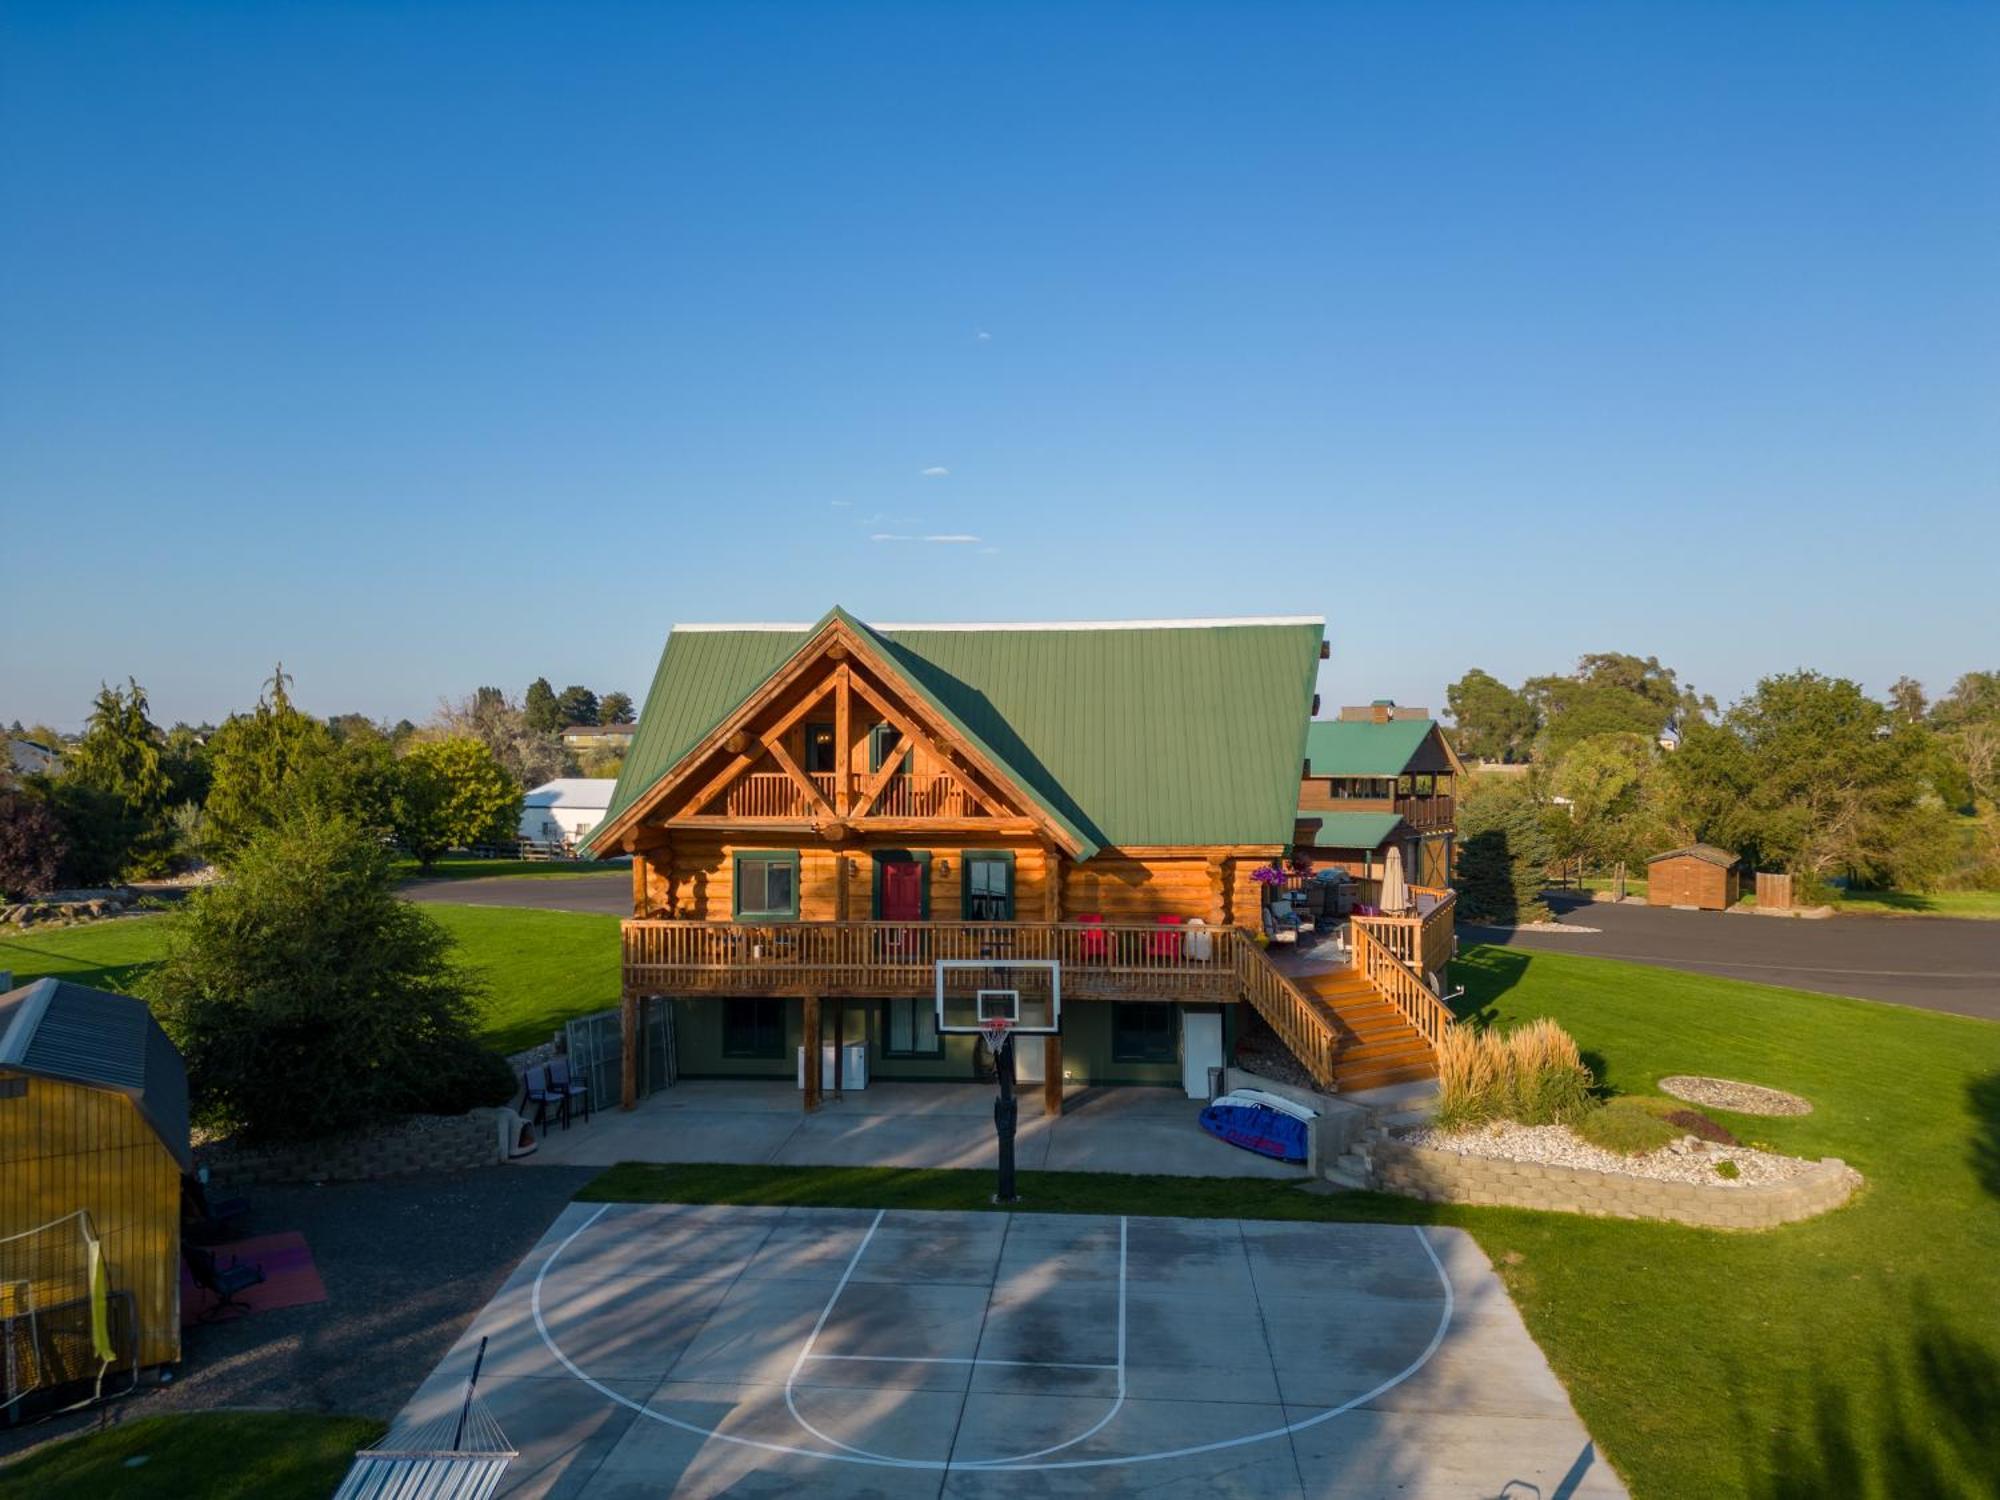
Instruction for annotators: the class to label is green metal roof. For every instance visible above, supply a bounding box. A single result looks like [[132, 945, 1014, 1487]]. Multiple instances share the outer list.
[[1294, 810, 1404, 850], [1303, 718, 1436, 778], [589, 610, 1324, 858]]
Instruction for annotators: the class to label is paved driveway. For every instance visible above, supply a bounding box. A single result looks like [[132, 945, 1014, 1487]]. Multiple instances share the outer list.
[[1468, 898, 2000, 1021], [379, 1203, 1623, 1497], [403, 873, 634, 915], [523, 1081, 1305, 1179]]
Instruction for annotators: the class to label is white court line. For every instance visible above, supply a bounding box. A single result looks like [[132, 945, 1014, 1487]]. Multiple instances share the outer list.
[[952, 1213, 1129, 1469], [531, 1207, 1454, 1474]]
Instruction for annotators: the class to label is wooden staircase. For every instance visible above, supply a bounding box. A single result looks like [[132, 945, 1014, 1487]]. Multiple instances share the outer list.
[[1292, 967, 1440, 1091], [1232, 888, 1459, 1093]]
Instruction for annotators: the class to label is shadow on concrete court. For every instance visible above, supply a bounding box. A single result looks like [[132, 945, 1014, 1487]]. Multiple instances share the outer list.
[[522, 1081, 1306, 1180], [383, 1202, 1626, 1498]]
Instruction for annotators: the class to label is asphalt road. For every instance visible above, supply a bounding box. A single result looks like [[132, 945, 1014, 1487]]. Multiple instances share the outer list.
[[1468, 896, 2000, 1022], [402, 872, 633, 916]]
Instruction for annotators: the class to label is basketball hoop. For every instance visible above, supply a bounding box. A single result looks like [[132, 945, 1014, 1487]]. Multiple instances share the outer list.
[[977, 1015, 1015, 1057]]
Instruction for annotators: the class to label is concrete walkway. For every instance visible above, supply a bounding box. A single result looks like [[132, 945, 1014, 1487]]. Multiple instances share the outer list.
[[383, 1202, 1625, 1497], [522, 1081, 1305, 1179]]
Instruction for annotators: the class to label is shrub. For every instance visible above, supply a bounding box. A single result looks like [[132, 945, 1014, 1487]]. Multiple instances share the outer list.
[[142, 807, 515, 1141], [0, 787, 68, 898], [1500, 1018, 1595, 1124], [1576, 1096, 1682, 1155], [1434, 1018, 1594, 1130], [1714, 1159, 1741, 1180], [1434, 1028, 1502, 1129]]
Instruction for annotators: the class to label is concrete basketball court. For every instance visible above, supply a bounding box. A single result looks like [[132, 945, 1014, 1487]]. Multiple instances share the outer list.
[[383, 1202, 1624, 1498]]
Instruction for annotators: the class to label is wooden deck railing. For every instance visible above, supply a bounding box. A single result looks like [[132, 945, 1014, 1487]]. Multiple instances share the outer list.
[[620, 919, 1244, 1001], [1351, 885, 1457, 980], [710, 771, 978, 820], [1393, 794, 1455, 830], [1351, 923, 1456, 1050], [1232, 941, 1340, 1088]]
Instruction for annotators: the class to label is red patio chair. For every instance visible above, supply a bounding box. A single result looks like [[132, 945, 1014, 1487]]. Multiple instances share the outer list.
[[1076, 913, 1109, 961], [1146, 913, 1186, 960]]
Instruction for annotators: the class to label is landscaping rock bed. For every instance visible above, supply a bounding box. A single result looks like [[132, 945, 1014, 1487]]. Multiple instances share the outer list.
[[1659, 1074, 1812, 1116], [1400, 1119, 1812, 1187]]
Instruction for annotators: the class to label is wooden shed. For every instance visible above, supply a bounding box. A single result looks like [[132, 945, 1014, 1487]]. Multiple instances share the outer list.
[[0, 978, 190, 1374], [1646, 844, 1742, 910]]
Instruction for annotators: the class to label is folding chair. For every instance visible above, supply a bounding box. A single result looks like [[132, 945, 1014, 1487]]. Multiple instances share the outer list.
[[548, 1057, 590, 1125], [522, 1065, 567, 1131]]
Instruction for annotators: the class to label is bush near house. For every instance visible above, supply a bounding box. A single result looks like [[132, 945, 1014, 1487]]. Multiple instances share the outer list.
[[141, 809, 514, 1141]]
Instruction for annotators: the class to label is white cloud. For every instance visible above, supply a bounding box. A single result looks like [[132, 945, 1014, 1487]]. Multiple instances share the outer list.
[[869, 533, 914, 543], [829, 499, 852, 508], [975, 331, 992, 341], [920, 466, 950, 477], [869, 532, 984, 545], [923, 534, 982, 544]]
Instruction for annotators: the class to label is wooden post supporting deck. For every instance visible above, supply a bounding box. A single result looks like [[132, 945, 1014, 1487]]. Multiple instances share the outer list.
[[802, 995, 822, 1112], [620, 992, 638, 1111], [1043, 1035, 1063, 1116]]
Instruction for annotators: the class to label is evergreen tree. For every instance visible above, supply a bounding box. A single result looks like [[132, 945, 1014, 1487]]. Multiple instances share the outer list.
[[523, 677, 561, 734], [142, 808, 513, 1141], [554, 685, 599, 727], [202, 664, 337, 860], [597, 691, 635, 725], [59, 678, 173, 877]]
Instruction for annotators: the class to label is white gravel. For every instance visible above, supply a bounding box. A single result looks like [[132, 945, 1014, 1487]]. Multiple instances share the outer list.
[[1399, 1119, 1814, 1186], [1658, 1075, 1812, 1116]]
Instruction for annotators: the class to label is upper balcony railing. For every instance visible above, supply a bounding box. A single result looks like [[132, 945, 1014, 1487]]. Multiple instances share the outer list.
[[712, 770, 976, 821], [620, 919, 1245, 1000]]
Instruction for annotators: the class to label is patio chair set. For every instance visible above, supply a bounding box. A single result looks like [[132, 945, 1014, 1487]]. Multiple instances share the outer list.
[[521, 1057, 591, 1132]]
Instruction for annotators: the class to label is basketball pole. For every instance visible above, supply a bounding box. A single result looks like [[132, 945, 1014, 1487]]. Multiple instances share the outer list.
[[993, 1035, 1019, 1205]]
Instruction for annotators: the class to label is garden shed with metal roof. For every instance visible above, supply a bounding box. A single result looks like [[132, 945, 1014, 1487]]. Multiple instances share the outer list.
[[0, 977, 190, 1372]]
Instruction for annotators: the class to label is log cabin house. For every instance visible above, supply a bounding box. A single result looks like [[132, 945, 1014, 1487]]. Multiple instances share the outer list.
[[1294, 703, 1464, 896], [584, 609, 1457, 1111]]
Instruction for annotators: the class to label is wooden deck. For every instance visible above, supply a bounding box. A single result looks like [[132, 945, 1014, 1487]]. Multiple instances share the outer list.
[[619, 888, 1460, 1096], [621, 919, 1246, 1002]]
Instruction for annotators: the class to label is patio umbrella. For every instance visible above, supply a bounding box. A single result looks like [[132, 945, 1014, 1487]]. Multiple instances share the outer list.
[[1379, 844, 1409, 914]]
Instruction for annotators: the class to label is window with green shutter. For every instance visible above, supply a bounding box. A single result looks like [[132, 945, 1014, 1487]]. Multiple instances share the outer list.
[[962, 851, 1015, 921], [732, 850, 800, 920]]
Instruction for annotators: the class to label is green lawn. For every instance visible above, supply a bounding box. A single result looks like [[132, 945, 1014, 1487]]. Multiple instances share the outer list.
[[1832, 887, 2000, 920], [0, 1412, 380, 1500], [0, 904, 620, 1055], [393, 855, 630, 882], [587, 944, 2000, 1500]]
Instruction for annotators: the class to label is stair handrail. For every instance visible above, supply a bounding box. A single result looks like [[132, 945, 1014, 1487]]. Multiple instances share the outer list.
[[1231, 938, 1340, 1090], [1350, 922, 1456, 1049]]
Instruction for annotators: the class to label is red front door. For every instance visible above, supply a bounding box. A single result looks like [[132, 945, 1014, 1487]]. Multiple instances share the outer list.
[[881, 861, 924, 921]]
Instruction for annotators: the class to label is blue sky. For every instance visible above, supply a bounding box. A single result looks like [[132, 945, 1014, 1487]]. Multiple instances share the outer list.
[[4, 2, 1996, 730]]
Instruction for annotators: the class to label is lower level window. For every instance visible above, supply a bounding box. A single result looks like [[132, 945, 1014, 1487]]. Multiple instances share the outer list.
[[1112, 1003, 1178, 1064], [883, 997, 942, 1057], [723, 998, 786, 1058]]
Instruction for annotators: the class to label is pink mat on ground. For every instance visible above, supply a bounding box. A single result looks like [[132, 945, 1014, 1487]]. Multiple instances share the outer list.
[[180, 1230, 328, 1324]]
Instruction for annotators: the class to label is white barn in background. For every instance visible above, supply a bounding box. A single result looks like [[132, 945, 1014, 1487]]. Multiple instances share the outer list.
[[518, 779, 618, 851]]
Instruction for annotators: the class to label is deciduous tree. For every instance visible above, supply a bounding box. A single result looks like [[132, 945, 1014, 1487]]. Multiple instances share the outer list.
[[1445, 670, 1538, 764], [597, 691, 635, 725], [394, 737, 522, 869]]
